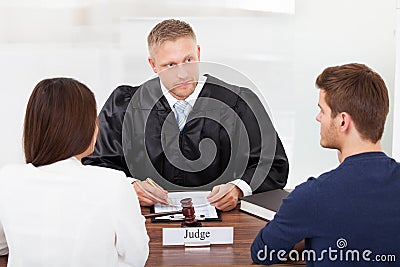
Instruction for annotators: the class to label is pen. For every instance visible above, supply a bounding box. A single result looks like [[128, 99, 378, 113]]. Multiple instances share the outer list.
[[146, 177, 177, 208]]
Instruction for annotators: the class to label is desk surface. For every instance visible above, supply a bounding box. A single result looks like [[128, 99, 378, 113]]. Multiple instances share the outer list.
[[143, 206, 304, 267], [0, 206, 305, 267]]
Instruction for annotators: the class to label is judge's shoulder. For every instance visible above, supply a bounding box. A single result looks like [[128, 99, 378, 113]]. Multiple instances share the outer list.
[[108, 85, 140, 103]]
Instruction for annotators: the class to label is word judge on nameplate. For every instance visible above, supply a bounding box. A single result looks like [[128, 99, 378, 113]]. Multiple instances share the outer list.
[[183, 228, 210, 240], [162, 227, 233, 246]]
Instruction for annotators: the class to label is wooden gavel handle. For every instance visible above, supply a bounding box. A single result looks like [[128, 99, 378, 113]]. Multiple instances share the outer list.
[[144, 210, 182, 219]]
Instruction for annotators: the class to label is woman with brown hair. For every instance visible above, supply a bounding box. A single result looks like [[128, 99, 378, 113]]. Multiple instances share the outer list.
[[0, 78, 149, 267]]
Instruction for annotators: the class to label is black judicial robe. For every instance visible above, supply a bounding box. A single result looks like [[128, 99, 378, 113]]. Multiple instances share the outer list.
[[83, 75, 289, 193]]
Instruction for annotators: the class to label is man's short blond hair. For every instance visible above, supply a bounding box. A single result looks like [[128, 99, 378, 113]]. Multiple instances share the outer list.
[[147, 19, 196, 56]]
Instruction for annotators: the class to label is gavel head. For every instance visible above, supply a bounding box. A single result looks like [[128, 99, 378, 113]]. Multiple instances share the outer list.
[[180, 197, 202, 227], [180, 198, 195, 218], [180, 198, 193, 208]]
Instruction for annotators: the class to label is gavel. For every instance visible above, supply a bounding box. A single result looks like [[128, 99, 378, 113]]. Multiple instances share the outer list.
[[144, 197, 202, 227]]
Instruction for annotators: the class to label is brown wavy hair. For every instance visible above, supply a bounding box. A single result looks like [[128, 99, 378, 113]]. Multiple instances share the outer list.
[[24, 78, 97, 167], [316, 63, 389, 143]]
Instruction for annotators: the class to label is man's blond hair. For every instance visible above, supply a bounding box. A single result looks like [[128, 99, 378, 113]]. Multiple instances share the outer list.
[[147, 19, 196, 56]]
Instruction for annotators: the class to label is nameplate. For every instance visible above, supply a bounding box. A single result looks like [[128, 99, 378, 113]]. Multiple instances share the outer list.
[[162, 227, 234, 246]]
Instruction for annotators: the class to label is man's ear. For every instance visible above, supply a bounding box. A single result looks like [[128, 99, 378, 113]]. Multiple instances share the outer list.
[[148, 56, 157, 73], [339, 112, 351, 131], [196, 44, 201, 61]]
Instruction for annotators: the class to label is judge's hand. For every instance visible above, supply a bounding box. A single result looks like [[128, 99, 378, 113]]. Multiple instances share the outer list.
[[207, 183, 243, 211], [132, 180, 169, 206]]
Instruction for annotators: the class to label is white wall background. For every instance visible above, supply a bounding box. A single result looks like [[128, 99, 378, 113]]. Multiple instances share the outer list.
[[0, 0, 397, 188], [393, 0, 400, 160]]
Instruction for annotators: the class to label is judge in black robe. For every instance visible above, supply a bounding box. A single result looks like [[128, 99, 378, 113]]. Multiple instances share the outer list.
[[83, 74, 289, 194]]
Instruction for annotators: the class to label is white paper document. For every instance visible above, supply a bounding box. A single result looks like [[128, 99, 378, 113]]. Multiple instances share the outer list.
[[153, 191, 219, 220]]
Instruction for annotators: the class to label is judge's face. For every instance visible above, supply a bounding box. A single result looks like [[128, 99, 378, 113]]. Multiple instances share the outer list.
[[316, 90, 341, 149], [148, 37, 200, 100]]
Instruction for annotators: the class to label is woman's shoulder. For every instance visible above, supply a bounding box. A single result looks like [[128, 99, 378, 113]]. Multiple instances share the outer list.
[[0, 163, 36, 193], [0, 163, 33, 176], [79, 164, 129, 186]]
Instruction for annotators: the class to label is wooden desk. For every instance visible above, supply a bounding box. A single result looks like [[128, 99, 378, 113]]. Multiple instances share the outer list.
[[0, 207, 305, 267], [143, 206, 305, 267]]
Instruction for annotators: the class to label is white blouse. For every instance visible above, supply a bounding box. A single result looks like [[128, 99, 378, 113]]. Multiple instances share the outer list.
[[0, 157, 149, 267]]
